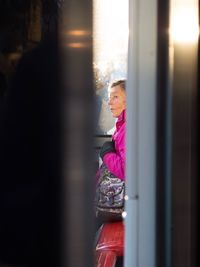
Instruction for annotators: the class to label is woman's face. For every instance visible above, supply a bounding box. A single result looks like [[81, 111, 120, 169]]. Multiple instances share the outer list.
[[108, 85, 126, 118]]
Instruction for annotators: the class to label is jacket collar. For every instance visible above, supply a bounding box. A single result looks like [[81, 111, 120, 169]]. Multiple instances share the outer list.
[[116, 110, 126, 130]]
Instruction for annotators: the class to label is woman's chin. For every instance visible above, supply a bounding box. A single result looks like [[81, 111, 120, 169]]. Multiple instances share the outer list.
[[111, 110, 119, 118], [112, 113, 118, 118]]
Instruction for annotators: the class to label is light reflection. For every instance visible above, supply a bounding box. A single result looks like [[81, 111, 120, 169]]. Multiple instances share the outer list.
[[66, 30, 91, 36], [67, 42, 90, 48], [124, 195, 129, 201], [62, 28, 91, 49], [122, 211, 127, 219], [170, 0, 199, 44]]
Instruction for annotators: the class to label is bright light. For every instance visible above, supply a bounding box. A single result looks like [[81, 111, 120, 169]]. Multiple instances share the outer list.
[[122, 211, 127, 218], [93, 0, 128, 76], [124, 194, 129, 201], [170, 0, 199, 44]]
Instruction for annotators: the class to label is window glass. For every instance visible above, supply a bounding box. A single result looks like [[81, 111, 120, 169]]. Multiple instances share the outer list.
[[93, 0, 129, 134]]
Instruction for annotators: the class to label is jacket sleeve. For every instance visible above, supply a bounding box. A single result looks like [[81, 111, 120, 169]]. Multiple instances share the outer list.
[[102, 128, 125, 180]]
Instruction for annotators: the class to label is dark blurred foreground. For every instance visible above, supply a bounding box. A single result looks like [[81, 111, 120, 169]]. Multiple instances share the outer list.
[[0, 1, 95, 267], [0, 35, 61, 267], [0, 1, 61, 266]]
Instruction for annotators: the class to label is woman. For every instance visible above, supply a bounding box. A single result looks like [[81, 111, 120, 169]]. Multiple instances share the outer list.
[[95, 80, 126, 267], [100, 79, 126, 180]]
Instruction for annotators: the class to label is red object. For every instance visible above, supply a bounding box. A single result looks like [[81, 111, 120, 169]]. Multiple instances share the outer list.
[[95, 221, 124, 267]]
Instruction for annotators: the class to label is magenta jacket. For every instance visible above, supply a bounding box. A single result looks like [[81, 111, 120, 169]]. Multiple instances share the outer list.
[[103, 110, 126, 180]]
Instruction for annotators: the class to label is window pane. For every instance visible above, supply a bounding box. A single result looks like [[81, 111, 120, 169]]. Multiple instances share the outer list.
[[93, 0, 129, 134]]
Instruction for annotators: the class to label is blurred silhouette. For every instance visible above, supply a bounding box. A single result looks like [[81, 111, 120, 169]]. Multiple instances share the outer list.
[[0, 71, 7, 105], [0, 31, 61, 266]]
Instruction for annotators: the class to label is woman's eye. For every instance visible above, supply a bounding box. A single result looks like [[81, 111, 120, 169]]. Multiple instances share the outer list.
[[108, 95, 118, 101]]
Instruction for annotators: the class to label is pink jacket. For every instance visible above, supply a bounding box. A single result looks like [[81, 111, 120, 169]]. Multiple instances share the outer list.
[[103, 110, 126, 180]]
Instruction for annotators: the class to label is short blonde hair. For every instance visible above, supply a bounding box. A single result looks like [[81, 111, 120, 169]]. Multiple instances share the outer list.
[[110, 79, 126, 91]]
